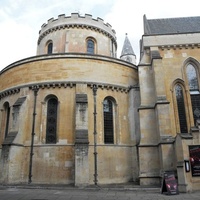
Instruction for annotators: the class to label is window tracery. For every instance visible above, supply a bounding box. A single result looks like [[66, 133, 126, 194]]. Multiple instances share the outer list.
[[103, 97, 115, 144], [46, 97, 58, 144], [175, 84, 188, 133], [186, 63, 200, 125]]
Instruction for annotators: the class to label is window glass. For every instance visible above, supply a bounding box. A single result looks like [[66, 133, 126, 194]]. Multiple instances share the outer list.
[[47, 42, 53, 54], [175, 84, 188, 133], [186, 63, 200, 124], [87, 39, 94, 54], [186, 64, 198, 91], [46, 98, 57, 144], [103, 98, 114, 144], [4, 102, 10, 138]]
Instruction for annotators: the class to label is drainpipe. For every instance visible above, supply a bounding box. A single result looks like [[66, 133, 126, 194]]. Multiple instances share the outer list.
[[28, 86, 39, 184], [92, 84, 98, 185]]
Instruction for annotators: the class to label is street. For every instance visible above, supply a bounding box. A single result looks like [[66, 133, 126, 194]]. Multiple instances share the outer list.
[[0, 186, 199, 200]]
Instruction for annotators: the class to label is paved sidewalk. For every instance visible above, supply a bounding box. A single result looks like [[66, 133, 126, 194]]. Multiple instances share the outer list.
[[0, 186, 199, 200]]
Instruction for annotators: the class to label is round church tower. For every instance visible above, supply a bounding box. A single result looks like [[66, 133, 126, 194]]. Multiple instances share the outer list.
[[0, 13, 139, 186], [37, 13, 117, 57]]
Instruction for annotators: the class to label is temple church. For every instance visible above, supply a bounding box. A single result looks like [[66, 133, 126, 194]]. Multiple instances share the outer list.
[[0, 13, 200, 192]]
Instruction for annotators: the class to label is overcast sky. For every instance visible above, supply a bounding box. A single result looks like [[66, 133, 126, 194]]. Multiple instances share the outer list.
[[1, 0, 200, 70]]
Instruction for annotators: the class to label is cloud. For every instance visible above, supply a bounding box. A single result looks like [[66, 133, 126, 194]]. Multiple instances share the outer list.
[[104, 0, 143, 59], [0, 19, 37, 69], [1, 0, 200, 69]]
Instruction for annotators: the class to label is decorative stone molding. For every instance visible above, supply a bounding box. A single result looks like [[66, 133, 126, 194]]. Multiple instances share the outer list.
[[89, 83, 129, 93], [0, 88, 20, 100], [29, 82, 76, 90], [0, 81, 132, 100], [160, 43, 200, 51]]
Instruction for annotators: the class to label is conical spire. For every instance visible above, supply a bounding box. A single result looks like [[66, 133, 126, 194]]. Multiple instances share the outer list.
[[120, 33, 136, 64], [121, 33, 135, 57]]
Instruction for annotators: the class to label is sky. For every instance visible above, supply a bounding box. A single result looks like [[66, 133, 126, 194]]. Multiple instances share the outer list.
[[1, 0, 200, 70]]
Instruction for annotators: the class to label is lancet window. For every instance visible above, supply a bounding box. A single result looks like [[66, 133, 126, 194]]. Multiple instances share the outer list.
[[175, 84, 188, 133], [103, 97, 115, 144], [87, 38, 95, 54], [47, 41, 53, 54], [186, 63, 200, 125], [46, 97, 58, 144]]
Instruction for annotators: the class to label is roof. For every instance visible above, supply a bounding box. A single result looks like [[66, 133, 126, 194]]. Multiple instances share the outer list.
[[120, 34, 135, 57], [144, 15, 200, 35]]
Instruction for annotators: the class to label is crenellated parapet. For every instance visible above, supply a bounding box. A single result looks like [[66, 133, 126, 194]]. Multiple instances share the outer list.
[[38, 13, 117, 46]]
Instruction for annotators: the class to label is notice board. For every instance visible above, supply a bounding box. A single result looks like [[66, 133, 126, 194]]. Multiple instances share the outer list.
[[189, 145, 200, 176], [161, 171, 179, 195]]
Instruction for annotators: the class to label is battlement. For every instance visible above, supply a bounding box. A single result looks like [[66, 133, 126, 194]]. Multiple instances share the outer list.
[[38, 13, 116, 45]]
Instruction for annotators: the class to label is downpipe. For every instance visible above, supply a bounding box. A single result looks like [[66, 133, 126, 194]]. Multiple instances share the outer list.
[[28, 86, 39, 184]]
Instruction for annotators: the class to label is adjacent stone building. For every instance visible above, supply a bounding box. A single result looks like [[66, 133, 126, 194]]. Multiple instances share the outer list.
[[0, 13, 200, 192], [139, 15, 200, 192]]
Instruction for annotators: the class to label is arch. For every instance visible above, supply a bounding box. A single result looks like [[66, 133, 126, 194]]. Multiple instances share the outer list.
[[103, 96, 116, 144], [86, 37, 96, 54], [46, 40, 53, 54], [45, 95, 58, 144], [182, 57, 200, 71]]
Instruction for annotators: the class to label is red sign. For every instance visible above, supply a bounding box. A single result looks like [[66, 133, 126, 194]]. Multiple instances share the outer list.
[[161, 171, 179, 195], [189, 146, 200, 176]]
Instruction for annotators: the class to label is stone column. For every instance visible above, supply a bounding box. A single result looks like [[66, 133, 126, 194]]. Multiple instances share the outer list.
[[138, 51, 160, 185], [151, 49, 174, 175], [74, 84, 89, 186], [129, 86, 140, 181]]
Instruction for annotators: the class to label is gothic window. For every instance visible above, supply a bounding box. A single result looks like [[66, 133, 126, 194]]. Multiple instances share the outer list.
[[3, 102, 10, 138], [47, 41, 53, 54], [46, 97, 58, 144], [186, 63, 200, 124], [87, 38, 95, 54], [186, 64, 199, 91], [175, 84, 188, 133], [103, 97, 114, 144]]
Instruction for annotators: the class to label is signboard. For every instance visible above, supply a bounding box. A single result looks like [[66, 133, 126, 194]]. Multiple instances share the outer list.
[[189, 145, 200, 176], [161, 171, 179, 195]]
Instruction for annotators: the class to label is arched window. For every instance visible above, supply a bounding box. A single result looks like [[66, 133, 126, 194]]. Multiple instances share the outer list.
[[186, 63, 200, 124], [87, 39, 95, 54], [46, 97, 58, 144], [47, 41, 53, 54], [175, 84, 188, 133], [103, 97, 114, 144], [186, 64, 198, 91], [3, 102, 10, 138]]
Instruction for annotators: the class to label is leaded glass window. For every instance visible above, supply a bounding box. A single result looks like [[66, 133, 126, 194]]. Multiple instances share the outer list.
[[175, 85, 188, 133], [87, 39, 94, 54], [4, 102, 10, 138], [47, 42, 53, 54], [186, 64, 198, 91], [46, 98, 58, 144], [103, 98, 114, 144], [186, 63, 200, 124]]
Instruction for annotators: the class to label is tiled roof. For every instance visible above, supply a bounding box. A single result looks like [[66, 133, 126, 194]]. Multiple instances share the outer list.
[[144, 15, 200, 35]]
